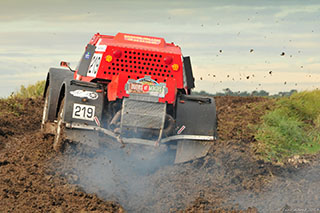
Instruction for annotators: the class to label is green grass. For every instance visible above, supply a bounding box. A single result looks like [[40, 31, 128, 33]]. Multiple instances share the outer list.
[[0, 81, 45, 116], [13, 80, 45, 99], [255, 90, 320, 162]]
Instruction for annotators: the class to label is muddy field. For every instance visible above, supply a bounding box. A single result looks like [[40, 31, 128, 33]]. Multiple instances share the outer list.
[[0, 96, 320, 212]]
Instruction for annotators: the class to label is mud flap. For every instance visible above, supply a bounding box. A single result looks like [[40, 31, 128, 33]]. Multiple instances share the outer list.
[[174, 94, 217, 163], [64, 129, 100, 148], [175, 141, 211, 164]]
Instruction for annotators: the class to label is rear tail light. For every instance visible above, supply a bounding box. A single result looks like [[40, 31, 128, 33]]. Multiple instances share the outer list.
[[113, 50, 122, 58], [164, 56, 173, 65]]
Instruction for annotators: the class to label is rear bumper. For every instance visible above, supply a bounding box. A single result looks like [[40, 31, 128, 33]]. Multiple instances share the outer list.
[[65, 122, 216, 146]]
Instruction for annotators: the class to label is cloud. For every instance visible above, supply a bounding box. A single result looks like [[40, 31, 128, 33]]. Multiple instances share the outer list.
[[274, 5, 320, 18], [0, 0, 320, 97], [167, 8, 195, 16]]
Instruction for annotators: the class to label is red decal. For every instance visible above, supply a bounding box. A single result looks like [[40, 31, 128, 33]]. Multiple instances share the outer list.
[[177, 125, 186, 135], [142, 84, 149, 92], [94, 116, 101, 127]]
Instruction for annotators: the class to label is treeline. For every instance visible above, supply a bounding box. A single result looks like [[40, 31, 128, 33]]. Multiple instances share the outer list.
[[193, 88, 298, 97]]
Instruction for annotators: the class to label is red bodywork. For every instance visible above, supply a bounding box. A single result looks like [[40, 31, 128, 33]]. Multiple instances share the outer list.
[[75, 33, 184, 104]]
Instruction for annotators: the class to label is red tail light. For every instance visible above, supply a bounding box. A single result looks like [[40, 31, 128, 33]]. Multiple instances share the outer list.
[[113, 50, 122, 58], [164, 56, 173, 65]]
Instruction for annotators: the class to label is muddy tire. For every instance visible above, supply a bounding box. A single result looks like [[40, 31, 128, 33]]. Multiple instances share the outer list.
[[53, 97, 65, 152], [41, 88, 49, 132]]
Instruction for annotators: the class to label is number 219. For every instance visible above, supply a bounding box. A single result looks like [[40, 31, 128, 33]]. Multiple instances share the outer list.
[[74, 106, 93, 118], [72, 104, 95, 121]]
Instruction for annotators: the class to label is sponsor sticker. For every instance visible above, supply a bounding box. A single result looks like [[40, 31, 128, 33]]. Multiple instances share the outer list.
[[94, 116, 101, 127], [177, 125, 186, 135], [84, 52, 91, 59], [70, 90, 99, 100], [95, 38, 107, 52], [96, 45, 107, 52], [125, 76, 168, 98], [124, 35, 161, 45]]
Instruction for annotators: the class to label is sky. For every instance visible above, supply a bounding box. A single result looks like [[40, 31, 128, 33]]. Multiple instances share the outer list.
[[0, 0, 320, 97]]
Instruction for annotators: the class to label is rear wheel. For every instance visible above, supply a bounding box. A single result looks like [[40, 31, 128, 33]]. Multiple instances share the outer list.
[[53, 97, 65, 152]]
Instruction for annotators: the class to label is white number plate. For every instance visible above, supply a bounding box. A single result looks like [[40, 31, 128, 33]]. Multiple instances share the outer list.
[[72, 103, 95, 121]]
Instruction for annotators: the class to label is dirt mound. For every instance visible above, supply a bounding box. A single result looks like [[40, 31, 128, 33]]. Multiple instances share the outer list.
[[215, 96, 274, 142], [0, 98, 123, 212], [0, 96, 319, 212]]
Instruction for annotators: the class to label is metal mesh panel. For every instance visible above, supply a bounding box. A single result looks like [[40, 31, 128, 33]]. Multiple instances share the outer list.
[[121, 98, 166, 129]]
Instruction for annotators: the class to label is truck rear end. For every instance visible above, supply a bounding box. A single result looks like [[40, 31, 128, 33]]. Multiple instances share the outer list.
[[42, 32, 218, 163]]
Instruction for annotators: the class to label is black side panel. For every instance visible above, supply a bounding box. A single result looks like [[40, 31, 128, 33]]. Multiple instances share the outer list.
[[176, 94, 217, 138], [63, 81, 104, 126], [46, 68, 74, 122], [183, 56, 195, 89], [77, 44, 96, 76]]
